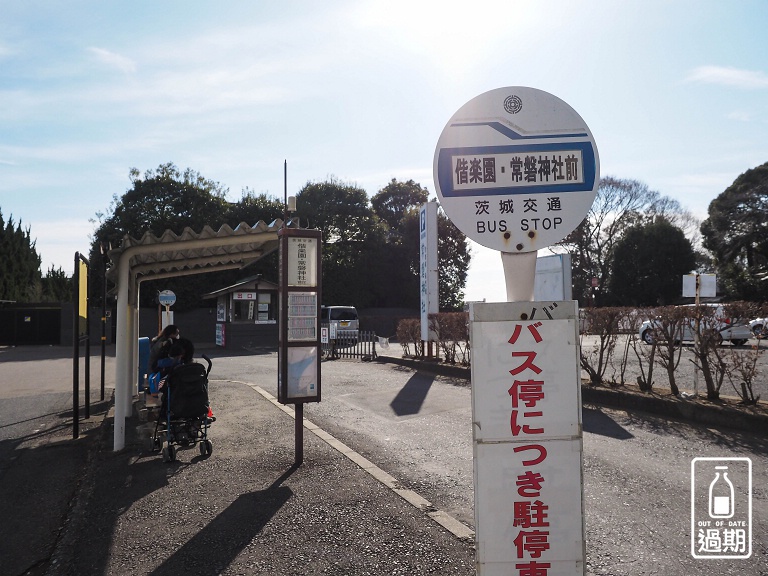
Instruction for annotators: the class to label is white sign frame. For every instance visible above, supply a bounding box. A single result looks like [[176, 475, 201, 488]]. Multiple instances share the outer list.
[[534, 254, 573, 301]]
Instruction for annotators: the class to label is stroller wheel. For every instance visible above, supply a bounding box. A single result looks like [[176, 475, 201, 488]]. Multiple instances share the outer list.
[[199, 439, 213, 457], [149, 435, 162, 452], [162, 445, 177, 463]]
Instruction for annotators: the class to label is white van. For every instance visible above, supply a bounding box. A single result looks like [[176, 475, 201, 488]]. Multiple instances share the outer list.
[[321, 305, 359, 342]]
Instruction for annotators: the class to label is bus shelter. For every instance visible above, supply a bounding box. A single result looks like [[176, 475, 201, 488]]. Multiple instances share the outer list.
[[106, 220, 290, 450]]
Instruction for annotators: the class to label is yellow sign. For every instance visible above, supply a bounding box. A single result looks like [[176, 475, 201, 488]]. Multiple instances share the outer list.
[[78, 259, 88, 337]]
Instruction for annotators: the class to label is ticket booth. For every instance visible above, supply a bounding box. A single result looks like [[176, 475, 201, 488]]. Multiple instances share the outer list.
[[203, 275, 279, 350]]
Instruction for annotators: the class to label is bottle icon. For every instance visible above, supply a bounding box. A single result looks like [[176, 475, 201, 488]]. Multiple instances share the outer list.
[[709, 465, 734, 518]]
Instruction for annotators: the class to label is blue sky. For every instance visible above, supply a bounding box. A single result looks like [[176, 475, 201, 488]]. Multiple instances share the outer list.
[[1, 0, 766, 303]]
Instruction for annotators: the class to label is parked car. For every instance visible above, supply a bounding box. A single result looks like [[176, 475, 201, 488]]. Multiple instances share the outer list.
[[639, 304, 752, 346], [749, 317, 767, 337], [321, 305, 359, 344]]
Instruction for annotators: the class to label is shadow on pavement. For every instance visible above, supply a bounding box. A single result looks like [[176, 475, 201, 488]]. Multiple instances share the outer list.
[[390, 371, 435, 416], [0, 344, 115, 362], [0, 401, 110, 576], [59, 409, 301, 576], [150, 484, 293, 576], [57, 439, 176, 575], [583, 406, 634, 440]]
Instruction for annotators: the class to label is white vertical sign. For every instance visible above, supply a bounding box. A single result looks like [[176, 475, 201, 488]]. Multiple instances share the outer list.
[[470, 300, 585, 576], [534, 254, 572, 301], [420, 202, 439, 341], [287, 237, 318, 287]]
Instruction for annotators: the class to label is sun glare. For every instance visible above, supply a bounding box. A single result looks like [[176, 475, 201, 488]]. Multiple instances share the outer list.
[[352, 0, 538, 70]]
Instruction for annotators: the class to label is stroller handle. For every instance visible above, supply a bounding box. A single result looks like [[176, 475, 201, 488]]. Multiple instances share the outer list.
[[201, 354, 213, 376]]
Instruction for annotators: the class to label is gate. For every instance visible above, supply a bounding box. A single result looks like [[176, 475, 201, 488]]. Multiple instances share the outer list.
[[321, 328, 378, 360]]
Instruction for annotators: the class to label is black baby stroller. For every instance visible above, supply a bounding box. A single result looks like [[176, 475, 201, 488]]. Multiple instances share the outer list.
[[150, 354, 215, 462]]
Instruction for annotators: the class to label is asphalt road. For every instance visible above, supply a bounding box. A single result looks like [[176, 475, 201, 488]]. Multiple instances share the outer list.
[[2, 345, 766, 576]]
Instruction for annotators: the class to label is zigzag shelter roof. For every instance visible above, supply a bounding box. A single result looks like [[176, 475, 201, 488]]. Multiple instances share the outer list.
[[106, 220, 290, 286]]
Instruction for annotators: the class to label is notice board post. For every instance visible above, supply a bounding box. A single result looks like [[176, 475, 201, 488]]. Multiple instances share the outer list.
[[278, 227, 322, 465]]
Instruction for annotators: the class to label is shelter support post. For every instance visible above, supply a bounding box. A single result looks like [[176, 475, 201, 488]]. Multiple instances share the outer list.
[[113, 256, 132, 451], [130, 274, 140, 412]]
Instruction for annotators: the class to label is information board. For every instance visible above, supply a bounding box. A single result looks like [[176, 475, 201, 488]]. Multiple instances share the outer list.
[[287, 236, 318, 286], [278, 227, 322, 405], [287, 292, 318, 341]]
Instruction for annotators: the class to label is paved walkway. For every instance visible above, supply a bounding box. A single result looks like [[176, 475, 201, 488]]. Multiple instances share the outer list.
[[1, 345, 475, 576]]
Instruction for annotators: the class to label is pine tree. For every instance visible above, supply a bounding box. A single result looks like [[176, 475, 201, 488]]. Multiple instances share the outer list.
[[0, 209, 42, 301]]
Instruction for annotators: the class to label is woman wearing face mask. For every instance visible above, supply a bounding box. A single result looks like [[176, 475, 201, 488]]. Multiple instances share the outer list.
[[148, 324, 180, 374]]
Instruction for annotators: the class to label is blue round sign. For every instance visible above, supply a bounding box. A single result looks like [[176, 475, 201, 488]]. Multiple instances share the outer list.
[[158, 290, 176, 306]]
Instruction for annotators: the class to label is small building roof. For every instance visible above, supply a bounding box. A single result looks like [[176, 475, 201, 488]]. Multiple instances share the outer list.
[[203, 275, 279, 299]]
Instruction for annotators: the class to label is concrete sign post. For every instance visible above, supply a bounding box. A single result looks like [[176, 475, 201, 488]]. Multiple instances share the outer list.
[[682, 273, 716, 398], [433, 86, 599, 302], [435, 87, 598, 575]]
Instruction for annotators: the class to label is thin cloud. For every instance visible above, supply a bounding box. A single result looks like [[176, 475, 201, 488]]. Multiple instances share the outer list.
[[685, 65, 768, 89], [726, 110, 752, 122], [87, 47, 137, 74]]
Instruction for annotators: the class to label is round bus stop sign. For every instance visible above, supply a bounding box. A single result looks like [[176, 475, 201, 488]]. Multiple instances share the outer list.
[[158, 289, 176, 307], [433, 86, 599, 253]]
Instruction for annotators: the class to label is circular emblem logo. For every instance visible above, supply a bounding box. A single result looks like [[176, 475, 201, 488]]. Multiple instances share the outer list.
[[503, 95, 523, 114]]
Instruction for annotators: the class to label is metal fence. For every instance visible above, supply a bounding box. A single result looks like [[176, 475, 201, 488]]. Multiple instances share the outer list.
[[321, 328, 378, 360]]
